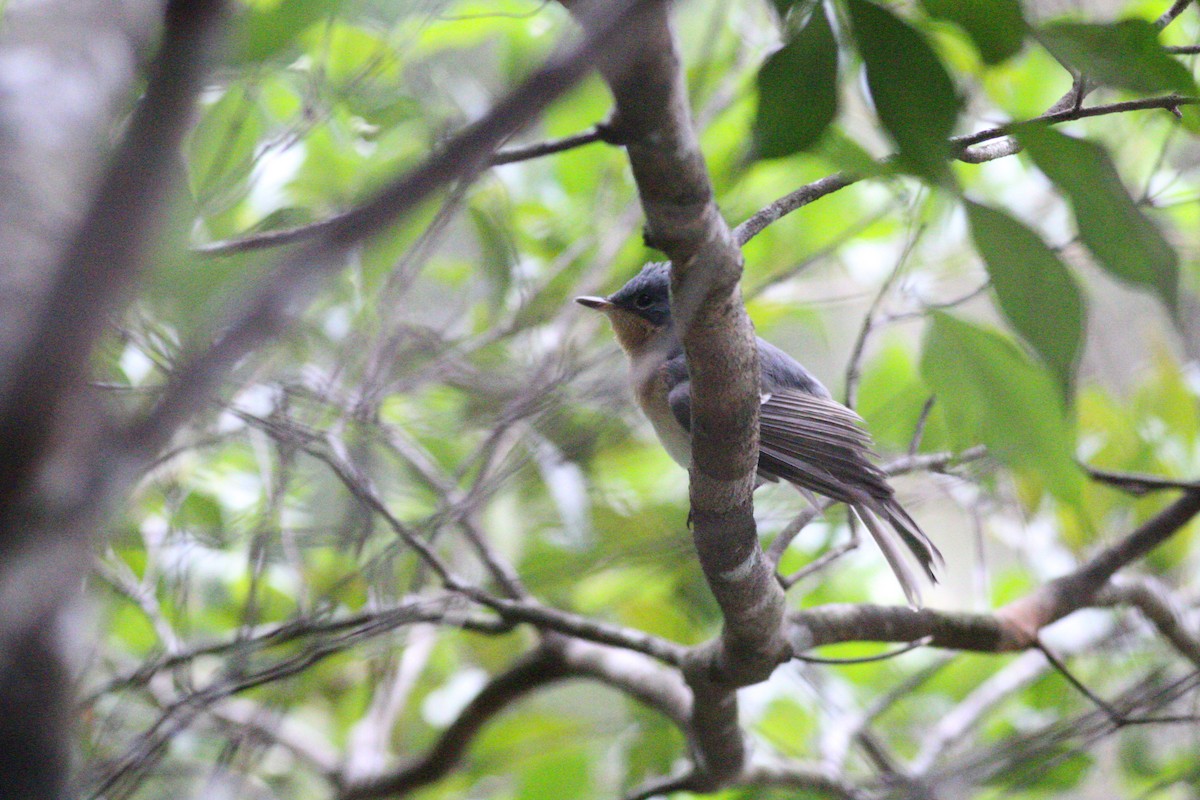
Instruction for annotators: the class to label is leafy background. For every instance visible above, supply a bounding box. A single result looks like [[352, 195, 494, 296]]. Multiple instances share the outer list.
[[80, 0, 1200, 798]]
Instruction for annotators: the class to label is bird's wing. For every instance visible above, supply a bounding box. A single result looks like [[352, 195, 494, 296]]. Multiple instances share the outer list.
[[667, 374, 884, 499], [756, 389, 889, 504], [669, 382, 941, 591]]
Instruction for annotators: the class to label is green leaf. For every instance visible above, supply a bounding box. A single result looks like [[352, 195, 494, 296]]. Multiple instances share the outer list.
[[991, 749, 1095, 793], [1017, 125, 1179, 312], [964, 200, 1085, 396], [232, 0, 341, 64], [468, 204, 516, 312], [856, 337, 945, 452], [768, 0, 804, 21], [1039, 19, 1197, 95], [846, 0, 963, 182], [813, 126, 892, 177], [921, 313, 1081, 505], [187, 86, 264, 213], [921, 0, 1027, 64], [753, 4, 839, 159]]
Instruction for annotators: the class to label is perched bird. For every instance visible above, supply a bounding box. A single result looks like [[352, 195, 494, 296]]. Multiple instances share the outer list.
[[576, 262, 941, 605]]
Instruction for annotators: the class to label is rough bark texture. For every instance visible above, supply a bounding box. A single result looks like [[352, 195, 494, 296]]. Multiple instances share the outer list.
[[572, 0, 790, 783]]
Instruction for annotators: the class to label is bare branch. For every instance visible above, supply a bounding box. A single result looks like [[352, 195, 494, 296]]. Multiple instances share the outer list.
[[573, 0, 791, 784], [1085, 465, 1200, 496], [340, 638, 692, 800], [954, 95, 1199, 153], [462, 592, 689, 665], [1156, 0, 1196, 28], [787, 483, 1200, 667], [492, 127, 606, 165], [83, 596, 500, 702], [736, 95, 1199, 245], [195, 128, 608, 256], [1098, 577, 1200, 670], [339, 645, 570, 800], [121, 0, 659, 465], [766, 503, 829, 569], [881, 445, 989, 476], [998, 488, 1200, 643], [734, 173, 855, 247]]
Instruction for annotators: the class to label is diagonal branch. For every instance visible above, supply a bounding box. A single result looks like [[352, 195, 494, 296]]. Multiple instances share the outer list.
[[733, 94, 1198, 246], [998, 488, 1200, 643], [789, 485, 1200, 655], [339, 638, 691, 800], [121, 0, 657, 464], [338, 644, 571, 800], [195, 128, 607, 256]]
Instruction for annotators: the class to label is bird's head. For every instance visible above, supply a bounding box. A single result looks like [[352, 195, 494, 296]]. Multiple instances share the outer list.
[[575, 262, 673, 356]]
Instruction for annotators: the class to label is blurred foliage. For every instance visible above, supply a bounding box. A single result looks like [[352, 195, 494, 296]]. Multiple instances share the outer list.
[[82, 0, 1200, 798]]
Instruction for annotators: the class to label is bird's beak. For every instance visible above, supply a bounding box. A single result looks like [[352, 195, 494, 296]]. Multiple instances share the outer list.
[[575, 296, 612, 312]]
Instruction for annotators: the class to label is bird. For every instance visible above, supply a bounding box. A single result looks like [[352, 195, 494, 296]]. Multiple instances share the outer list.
[[576, 261, 941, 606]]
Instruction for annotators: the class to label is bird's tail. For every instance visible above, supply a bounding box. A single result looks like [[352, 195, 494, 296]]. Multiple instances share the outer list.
[[854, 499, 942, 608]]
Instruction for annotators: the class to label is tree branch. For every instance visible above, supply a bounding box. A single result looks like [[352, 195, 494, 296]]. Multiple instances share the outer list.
[[195, 128, 608, 256], [338, 644, 571, 800], [572, 0, 789, 784], [1097, 577, 1200, 670], [122, 0, 657, 464], [339, 638, 692, 800], [789, 486, 1200, 655], [734, 95, 1198, 245], [0, 4, 228, 796], [998, 488, 1200, 643]]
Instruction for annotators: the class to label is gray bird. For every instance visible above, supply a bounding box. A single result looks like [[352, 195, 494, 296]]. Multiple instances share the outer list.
[[577, 262, 941, 605]]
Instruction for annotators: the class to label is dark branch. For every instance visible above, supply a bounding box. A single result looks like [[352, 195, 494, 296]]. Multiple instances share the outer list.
[[789, 485, 1200, 654], [491, 127, 605, 165], [340, 638, 692, 800], [195, 127, 607, 256], [1085, 465, 1200, 495], [999, 487, 1200, 642], [339, 645, 571, 800], [0, 0, 230, 528], [123, 0, 655, 463], [734, 95, 1199, 245]]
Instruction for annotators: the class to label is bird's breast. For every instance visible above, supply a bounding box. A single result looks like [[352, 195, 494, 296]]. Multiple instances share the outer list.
[[633, 362, 693, 469]]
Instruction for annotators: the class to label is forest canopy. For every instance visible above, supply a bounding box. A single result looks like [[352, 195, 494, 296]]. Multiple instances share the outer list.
[[0, 0, 1199, 798]]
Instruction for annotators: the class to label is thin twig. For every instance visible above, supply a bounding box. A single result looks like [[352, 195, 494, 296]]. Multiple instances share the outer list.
[[907, 396, 936, 456], [491, 127, 605, 164], [1156, 0, 1196, 28], [780, 528, 858, 589], [1085, 465, 1200, 496], [795, 636, 933, 664], [121, 0, 658, 465], [844, 219, 926, 408], [735, 94, 1198, 246], [195, 129, 607, 256]]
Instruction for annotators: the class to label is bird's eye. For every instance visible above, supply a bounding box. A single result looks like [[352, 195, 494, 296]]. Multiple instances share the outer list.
[[634, 293, 654, 309]]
